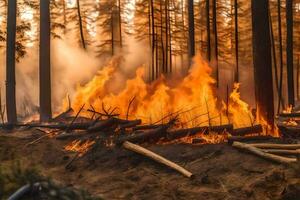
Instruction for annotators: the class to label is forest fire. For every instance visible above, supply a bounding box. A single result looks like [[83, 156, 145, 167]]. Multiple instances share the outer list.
[[1, 0, 300, 199]]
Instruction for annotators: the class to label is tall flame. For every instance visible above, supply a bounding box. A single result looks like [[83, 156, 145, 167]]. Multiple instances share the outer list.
[[68, 55, 256, 129]]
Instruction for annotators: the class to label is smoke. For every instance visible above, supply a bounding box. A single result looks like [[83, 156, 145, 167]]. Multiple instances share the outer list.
[[0, 35, 150, 119]]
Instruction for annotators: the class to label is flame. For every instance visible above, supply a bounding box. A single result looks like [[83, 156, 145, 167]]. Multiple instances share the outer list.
[[64, 139, 95, 157], [283, 105, 293, 114], [63, 55, 278, 143], [69, 55, 256, 129]]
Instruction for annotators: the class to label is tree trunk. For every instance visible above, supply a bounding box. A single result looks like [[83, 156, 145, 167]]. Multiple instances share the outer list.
[[212, 0, 219, 86], [206, 0, 211, 61], [234, 0, 239, 83], [286, 0, 294, 106], [188, 0, 195, 65], [40, 0, 52, 122], [6, 0, 17, 124], [76, 0, 86, 49], [277, 0, 284, 112], [251, 0, 274, 127]]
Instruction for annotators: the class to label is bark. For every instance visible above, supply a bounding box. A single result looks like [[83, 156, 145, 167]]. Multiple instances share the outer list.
[[286, 0, 294, 106], [277, 0, 284, 112], [188, 0, 195, 64], [231, 124, 263, 136], [206, 0, 211, 61], [212, 0, 219, 86], [77, 0, 86, 49], [6, 0, 17, 124], [40, 0, 52, 122], [251, 0, 274, 127], [234, 0, 239, 82]]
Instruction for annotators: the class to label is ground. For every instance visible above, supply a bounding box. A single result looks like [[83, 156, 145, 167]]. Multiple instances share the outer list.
[[0, 129, 300, 200]]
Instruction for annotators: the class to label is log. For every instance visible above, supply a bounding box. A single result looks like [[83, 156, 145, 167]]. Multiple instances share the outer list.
[[232, 141, 297, 164], [279, 112, 300, 118], [119, 119, 142, 129], [166, 124, 233, 141], [122, 141, 193, 178], [262, 149, 300, 155], [278, 125, 300, 138], [117, 126, 168, 144], [52, 108, 73, 122], [231, 124, 263, 136], [228, 136, 275, 145], [56, 131, 91, 140], [23, 122, 92, 130], [87, 118, 116, 132], [133, 124, 167, 131], [251, 143, 300, 150]]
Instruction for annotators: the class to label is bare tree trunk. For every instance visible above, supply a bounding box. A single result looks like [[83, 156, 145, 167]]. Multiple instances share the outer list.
[[212, 0, 219, 87], [206, 0, 211, 61], [40, 0, 52, 122], [286, 0, 294, 106], [62, 0, 67, 35], [251, 0, 274, 127], [269, 5, 280, 114], [277, 0, 284, 112], [188, 0, 195, 65], [76, 0, 86, 49], [150, 0, 155, 81], [234, 0, 239, 83], [5, 0, 17, 124]]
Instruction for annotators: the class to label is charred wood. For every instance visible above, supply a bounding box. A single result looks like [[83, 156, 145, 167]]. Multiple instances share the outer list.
[[228, 136, 275, 145], [231, 124, 263, 136]]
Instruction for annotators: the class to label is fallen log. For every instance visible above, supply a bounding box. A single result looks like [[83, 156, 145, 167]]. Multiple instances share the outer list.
[[133, 124, 167, 131], [278, 125, 300, 139], [122, 141, 193, 178], [166, 124, 233, 141], [231, 124, 263, 136], [52, 108, 73, 122], [227, 136, 275, 145], [87, 118, 116, 132], [119, 119, 142, 129], [279, 113, 300, 118], [232, 141, 297, 164], [262, 149, 300, 155], [251, 143, 300, 150], [21, 122, 92, 130], [117, 125, 168, 144]]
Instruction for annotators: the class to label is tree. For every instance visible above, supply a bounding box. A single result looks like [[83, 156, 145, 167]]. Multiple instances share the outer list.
[[188, 0, 195, 64], [286, 0, 294, 106], [251, 0, 274, 126], [206, 0, 211, 61], [234, 0, 239, 83], [39, 0, 52, 121], [76, 0, 86, 49], [6, 0, 17, 124]]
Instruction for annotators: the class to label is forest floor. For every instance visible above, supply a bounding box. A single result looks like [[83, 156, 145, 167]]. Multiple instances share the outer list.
[[1, 129, 300, 200]]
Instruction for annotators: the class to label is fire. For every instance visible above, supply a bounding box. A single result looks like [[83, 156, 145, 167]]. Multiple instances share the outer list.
[[283, 105, 293, 114], [68, 55, 256, 130], [64, 139, 96, 157]]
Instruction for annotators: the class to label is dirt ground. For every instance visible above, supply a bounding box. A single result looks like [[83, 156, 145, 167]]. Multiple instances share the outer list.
[[1, 129, 300, 200]]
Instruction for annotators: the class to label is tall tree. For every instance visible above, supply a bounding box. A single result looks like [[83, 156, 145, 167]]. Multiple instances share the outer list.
[[277, 0, 284, 112], [6, 0, 17, 124], [206, 0, 211, 61], [188, 0, 195, 64], [212, 0, 219, 86], [40, 0, 52, 121], [286, 0, 294, 106], [251, 0, 274, 126], [77, 0, 86, 49], [234, 0, 239, 83]]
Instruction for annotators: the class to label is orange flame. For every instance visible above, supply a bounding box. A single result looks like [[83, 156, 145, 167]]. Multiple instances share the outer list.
[[64, 139, 95, 157], [65, 55, 275, 139]]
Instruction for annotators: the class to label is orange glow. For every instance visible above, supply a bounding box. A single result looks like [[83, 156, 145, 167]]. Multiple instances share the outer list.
[[65, 55, 276, 140], [64, 139, 96, 157]]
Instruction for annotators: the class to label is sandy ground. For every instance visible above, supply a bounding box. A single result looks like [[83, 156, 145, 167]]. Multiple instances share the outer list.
[[0, 129, 300, 200]]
